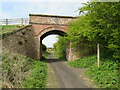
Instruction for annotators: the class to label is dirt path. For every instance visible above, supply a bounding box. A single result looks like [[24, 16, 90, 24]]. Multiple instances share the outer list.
[[46, 54, 96, 88]]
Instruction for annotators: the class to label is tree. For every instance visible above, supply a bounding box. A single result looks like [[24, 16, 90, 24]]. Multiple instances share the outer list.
[[67, 2, 120, 59], [53, 36, 67, 59]]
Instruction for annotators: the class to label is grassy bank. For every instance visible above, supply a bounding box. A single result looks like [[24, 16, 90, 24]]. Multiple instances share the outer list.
[[68, 55, 119, 88], [0, 25, 22, 35], [1, 51, 47, 88]]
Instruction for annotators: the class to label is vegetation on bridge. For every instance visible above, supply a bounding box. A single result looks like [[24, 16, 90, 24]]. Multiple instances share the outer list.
[[54, 2, 120, 89], [1, 51, 47, 88]]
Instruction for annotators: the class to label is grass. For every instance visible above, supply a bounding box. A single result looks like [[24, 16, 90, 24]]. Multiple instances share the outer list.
[[85, 60, 119, 88], [68, 55, 97, 68], [68, 55, 119, 88], [0, 25, 21, 35], [42, 51, 51, 59], [1, 51, 47, 88]]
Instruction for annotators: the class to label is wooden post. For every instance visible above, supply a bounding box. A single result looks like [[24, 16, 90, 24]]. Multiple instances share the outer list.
[[6, 18, 8, 25], [25, 19, 27, 25], [21, 18, 23, 25], [97, 43, 100, 67]]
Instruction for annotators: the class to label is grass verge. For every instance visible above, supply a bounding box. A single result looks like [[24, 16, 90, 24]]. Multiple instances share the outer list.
[[68, 55, 119, 88], [68, 55, 97, 68], [1, 51, 47, 88]]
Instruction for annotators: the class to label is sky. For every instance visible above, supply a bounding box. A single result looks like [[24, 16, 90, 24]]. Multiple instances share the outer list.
[[0, 0, 89, 48]]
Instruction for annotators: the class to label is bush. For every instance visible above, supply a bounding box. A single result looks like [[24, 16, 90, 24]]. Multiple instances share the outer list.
[[53, 36, 67, 59], [68, 55, 97, 68], [42, 51, 51, 59], [1, 51, 47, 88], [85, 60, 119, 88], [22, 61, 47, 88], [68, 55, 119, 88], [66, 2, 120, 59]]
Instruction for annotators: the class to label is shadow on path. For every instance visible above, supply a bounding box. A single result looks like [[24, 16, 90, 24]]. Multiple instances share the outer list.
[[41, 54, 66, 63], [41, 59, 65, 63]]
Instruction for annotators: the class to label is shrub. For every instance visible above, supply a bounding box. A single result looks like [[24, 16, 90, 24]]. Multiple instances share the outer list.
[[1, 51, 47, 88], [68, 55, 97, 68], [68, 55, 119, 88], [22, 61, 47, 88], [85, 60, 119, 88], [53, 36, 67, 59]]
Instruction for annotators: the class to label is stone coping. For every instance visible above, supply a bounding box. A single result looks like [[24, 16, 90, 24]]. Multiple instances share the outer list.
[[29, 14, 77, 18]]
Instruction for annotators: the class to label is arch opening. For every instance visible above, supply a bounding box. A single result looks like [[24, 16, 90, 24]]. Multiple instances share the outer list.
[[39, 30, 67, 60], [40, 30, 67, 40]]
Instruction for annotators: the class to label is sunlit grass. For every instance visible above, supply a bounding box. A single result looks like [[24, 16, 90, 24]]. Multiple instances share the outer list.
[[0, 25, 23, 35]]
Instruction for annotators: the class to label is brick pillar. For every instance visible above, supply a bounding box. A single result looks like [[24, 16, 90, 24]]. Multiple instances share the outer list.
[[34, 37, 40, 60], [67, 42, 90, 61], [66, 43, 70, 60], [66, 42, 81, 61], [40, 38, 42, 60]]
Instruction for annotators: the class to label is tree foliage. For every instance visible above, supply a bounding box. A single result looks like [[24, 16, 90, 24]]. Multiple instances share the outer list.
[[67, 2, 120, 59], [53, 36, 67, 59]]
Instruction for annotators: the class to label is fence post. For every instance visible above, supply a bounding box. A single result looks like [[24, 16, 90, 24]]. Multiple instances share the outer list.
[[0, 18, 28, 25], [6, 18, 8, 25], [25, 19, 27, 25], [97, 43, 100, 67], [21, 18, 23, 25]]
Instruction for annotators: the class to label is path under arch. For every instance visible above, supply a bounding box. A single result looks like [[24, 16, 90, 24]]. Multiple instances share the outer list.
[[45, 54, 97, 88]]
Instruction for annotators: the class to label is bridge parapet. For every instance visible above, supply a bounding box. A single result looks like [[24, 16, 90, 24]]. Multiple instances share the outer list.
[[29, 14, 76, 25]]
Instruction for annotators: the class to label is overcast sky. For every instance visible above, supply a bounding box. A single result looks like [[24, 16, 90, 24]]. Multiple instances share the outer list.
[[1, 0, 89, 48]]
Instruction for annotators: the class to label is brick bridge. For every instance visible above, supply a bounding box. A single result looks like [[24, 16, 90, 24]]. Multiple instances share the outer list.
[[29, 14, 76, 60], [2, 14, 89, 61]]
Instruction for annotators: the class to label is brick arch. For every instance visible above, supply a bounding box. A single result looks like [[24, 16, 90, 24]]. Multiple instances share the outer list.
[[29, 14, 76, 60], [37, 26, 67, 39]]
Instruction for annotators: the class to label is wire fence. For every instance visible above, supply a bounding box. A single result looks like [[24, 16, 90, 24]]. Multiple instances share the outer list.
[[0, 18, 29, 25]]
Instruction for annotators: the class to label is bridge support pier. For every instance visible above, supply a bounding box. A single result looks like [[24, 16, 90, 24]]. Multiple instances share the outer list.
[[66, 42, 81, 61], [40, 39, 42, 60], [66, 42, 90, 61]]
